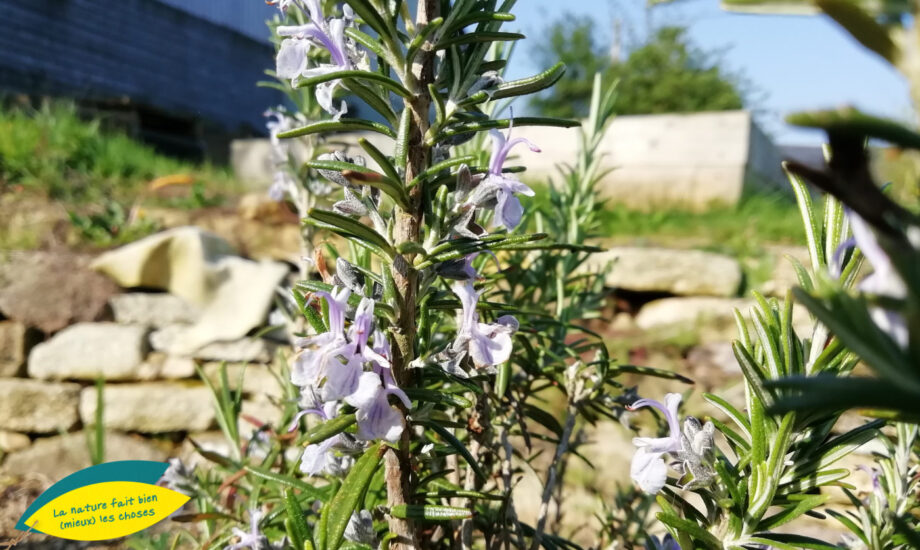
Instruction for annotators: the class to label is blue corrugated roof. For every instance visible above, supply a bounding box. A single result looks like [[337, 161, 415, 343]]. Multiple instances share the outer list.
[[155, 0, 276, 43]]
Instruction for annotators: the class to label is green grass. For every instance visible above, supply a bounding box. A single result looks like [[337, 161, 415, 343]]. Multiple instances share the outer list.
[[594, 191, 805, 256], [524, 179, 804, 257], [525, 184, 806, 296], [0, 100, 240, 248], [0, 100, 235, 204]]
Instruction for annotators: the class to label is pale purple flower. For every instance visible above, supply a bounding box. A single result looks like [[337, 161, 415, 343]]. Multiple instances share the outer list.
[[265, 109, 297, 201], [645, 534, 681, 550], [297, 402, 355, 477], [157, 458, 195, 496], [291, 288, 411, 446], [349, 298, 391, 369], [451, 280, 516, 369], [290, 392, 337, 431], [322, 356, 364, 401], [437, 251, 501, 281], [370, 327, 391, 370], [857, 465, 886, 507], [268, 170, 297, 202], [344, 510, 377, 546], [291, 287, 352, 387], [226, 509, 267, 550], [845, 211, 908, 348], [628, 393, 682, 494], [319, 297, 389, 400], [265, 109, 292, 160], [301, 434, 344, 476], [346, 371, 410, 442], [275, 2, 361, 120], [465, 128, 540, 230]]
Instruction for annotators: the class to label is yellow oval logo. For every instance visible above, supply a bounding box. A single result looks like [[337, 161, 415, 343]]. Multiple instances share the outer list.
[[20, 481, 189, 541]]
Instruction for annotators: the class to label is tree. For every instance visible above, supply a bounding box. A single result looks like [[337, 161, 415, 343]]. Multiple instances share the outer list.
[[607, 26, 744, 115], [528, 16, 612, 118], [529, 18, 745, 118]]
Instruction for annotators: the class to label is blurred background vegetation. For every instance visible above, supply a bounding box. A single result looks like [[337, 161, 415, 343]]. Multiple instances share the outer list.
[[528, 16, 748, 119], [0, 100, 235, 247], [0, 100, 234, 204]]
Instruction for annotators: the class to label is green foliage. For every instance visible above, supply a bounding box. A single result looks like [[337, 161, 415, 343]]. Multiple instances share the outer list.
[[595, 485, 657, 548], [592, 190, 804, 253], [529, 19, 745, 118], [67, 200, 160, 246], [0, 100, 233, 204], [158, 5, 636, 550], [85, 378, 106, 466], [527, 16, 612, 119], [498, 73, 619, 394], [607, 26, 744, 116], [654, 185, 881, 548], [829, 423, 920, 549]]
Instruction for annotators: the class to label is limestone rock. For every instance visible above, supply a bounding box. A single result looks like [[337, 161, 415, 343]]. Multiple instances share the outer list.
[[27, 323, 147, 381], [136, 353, 197, 380], [148, 324, 184, 353], [585, 247, 742, 297], [142, 204, 302, 263], [90, 227, 236, 303], [611, 312, 637, 332], [1, 432, 166, 481], [177, 258, 288, 352], [0, 251, 119, 333], [636, 297, 751, 337], [0, 378, 80, 433], [80, 383, 215, 433], [194, 338, 276, 363], [686, 342, 740, 375], [92, 227, 289, 353], [685, 342, 741, 390], [0, 320, 41, 377], [0, 430, 30, 453], [110, 292, 200, 327], [151, 327, 275, 363], [637, 296, 814, 343]]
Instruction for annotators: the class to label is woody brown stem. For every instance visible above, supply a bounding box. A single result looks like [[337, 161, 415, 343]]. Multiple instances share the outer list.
[[385, 2, 440, 549]]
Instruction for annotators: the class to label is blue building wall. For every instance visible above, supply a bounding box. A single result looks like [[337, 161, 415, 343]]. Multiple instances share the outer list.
[[156, 0, 277, 44], [0, 0, 282, 134]]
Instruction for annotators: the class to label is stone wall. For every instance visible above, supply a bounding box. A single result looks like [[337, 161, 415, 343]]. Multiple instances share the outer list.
[[231, 110, 786, 210], [3, 220, 875, 543], [0, 228, 812, 482], [0, 227, 292, 485]]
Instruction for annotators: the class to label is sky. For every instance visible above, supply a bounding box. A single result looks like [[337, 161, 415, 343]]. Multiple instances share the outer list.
[[503, 0, 914, 145]]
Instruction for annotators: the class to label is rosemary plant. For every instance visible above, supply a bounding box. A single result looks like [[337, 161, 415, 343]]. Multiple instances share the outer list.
[[160, 3, 642, 550], [624, 158, 899, 549], [152, 2, 920, 549]]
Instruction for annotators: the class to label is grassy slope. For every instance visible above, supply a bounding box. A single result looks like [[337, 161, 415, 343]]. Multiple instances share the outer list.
[[0, 101, 236, 203], [0, 101, 238, 247], [597, 192, 804, 255]]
